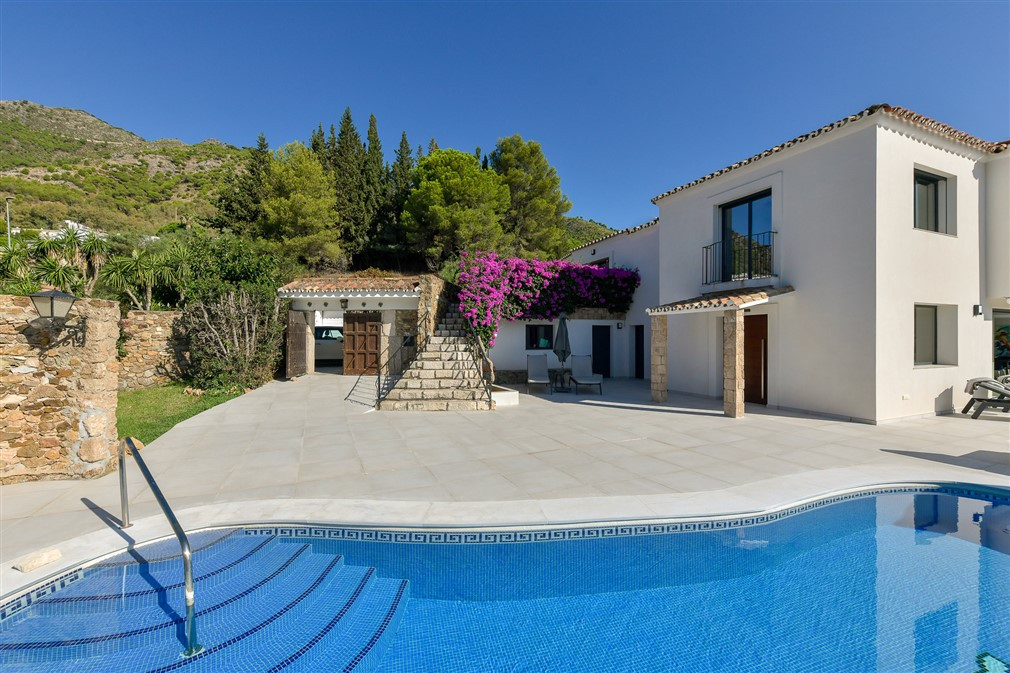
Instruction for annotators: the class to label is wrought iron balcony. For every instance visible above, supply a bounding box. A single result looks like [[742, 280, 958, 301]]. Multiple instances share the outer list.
[[702, 231, 776, 285]]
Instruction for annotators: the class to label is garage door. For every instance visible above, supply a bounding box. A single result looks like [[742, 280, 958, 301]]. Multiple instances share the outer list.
[[343, 312, 382, 375]]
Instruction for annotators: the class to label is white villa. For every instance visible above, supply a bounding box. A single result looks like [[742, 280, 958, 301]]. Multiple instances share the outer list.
[[507, 104, 1010, 424]]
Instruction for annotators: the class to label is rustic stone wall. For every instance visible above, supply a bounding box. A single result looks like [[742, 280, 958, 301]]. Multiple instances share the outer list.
[[118, 310, 188, 391], [418, 274, 447, 337], [1, 295, 120, 483], [650, 314, 668, 402], [723, 309, 745, 417]]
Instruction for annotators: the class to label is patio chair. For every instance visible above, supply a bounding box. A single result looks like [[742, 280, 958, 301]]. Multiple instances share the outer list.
[[961, 377, 1010, 419], [527, 354, 552, 394], [569, 355, 603, 394]]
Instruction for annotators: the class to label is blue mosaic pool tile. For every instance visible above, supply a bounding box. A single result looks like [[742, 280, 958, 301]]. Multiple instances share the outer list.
[[0, 543, 312, 656]]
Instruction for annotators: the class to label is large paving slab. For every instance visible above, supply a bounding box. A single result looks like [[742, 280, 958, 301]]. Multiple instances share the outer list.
[[2, 372, 1008, 595]]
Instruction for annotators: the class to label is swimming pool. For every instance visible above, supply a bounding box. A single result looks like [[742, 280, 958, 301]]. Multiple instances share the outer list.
[[1, 484, 1007, 672]]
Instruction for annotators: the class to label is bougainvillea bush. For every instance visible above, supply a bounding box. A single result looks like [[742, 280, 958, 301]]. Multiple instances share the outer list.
[[457, 251, 640, 346]]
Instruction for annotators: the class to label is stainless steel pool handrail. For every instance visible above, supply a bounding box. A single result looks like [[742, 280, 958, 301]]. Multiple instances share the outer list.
[[118, 437, 203, 657]]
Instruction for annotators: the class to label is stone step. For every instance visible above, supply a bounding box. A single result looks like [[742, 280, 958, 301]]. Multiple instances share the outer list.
[[411, 360, 479, 371], [378, 399, 494, 412], [396, 378, 485, 390], [427, 335, 467, 345], [434, 329, 464, 337], [383, 388, 482, 402], [398, 371, 482, 382], [416, 350, 471, 361]]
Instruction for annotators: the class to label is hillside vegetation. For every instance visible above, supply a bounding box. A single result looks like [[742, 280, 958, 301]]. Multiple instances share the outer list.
[[0, 100, 613, 249], [0, 100, 245, 235]]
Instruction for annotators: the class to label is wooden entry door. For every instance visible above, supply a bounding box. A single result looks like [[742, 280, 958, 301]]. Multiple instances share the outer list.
[[744, 314, 768, 405], [286, 310, 310, 379], [344, 312, 382, 375], [591, 325, 611, 378]]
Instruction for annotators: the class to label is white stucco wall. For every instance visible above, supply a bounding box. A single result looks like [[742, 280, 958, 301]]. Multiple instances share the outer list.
[[985, 152, 1010, 303], [566, 223, 661, 378], [656, 122, 879, 420], [490, 318, 625, 373], [874, 122, 993, 421]]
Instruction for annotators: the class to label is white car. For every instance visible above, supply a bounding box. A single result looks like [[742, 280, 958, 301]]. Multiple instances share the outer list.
[[314, 327, 344, 362]]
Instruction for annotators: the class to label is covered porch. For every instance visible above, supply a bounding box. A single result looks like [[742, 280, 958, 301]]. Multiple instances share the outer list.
[[647, 286, 795, 418]]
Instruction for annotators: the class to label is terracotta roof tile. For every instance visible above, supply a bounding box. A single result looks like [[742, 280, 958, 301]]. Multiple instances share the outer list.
[[569, 218, 658, 254], [279, 274, 423, 295], [647, 286, 795, 315], [652, 104, 1006, 204]]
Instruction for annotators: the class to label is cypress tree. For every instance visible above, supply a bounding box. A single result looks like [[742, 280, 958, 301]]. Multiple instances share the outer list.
[[332, 108, 368, 259], [213, 133, 271, 236], [382, 131, 415, 257], [325, 124, 338, 172], [428, 138, 439, 154], [362, 114, 387, 253], [309, 124, 326, 161]]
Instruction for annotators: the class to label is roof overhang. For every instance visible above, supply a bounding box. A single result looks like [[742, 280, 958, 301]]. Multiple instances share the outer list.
[[647, 286, 795, 316], [278, 289, 421, 300]]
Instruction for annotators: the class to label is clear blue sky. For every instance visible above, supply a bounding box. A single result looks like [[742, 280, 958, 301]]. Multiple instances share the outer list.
[[2, 1, 1007, 228]]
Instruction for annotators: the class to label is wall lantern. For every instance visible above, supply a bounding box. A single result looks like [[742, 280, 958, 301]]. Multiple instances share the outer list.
[[29, 289, 86, 345], [340, 299, 348, 309], [617, 322, 623, 330]]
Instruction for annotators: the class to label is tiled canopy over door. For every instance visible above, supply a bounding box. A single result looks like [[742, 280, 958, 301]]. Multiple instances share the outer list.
[[344, 312, 382, 375]]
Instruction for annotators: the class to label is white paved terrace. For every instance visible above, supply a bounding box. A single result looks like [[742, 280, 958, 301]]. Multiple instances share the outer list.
[[2, 373, 1008, 595]]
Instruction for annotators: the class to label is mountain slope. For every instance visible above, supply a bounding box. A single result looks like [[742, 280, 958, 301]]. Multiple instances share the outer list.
[[0, 100, 245, 235]]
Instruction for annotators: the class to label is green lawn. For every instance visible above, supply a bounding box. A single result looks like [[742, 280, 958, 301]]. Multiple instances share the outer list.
[[117, 384, 239, 445]]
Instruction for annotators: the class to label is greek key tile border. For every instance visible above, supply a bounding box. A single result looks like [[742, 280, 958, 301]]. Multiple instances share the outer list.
[[0, 568, 84, 623], [241, 484, 1008, 546], [2, 482, 1005, 624]]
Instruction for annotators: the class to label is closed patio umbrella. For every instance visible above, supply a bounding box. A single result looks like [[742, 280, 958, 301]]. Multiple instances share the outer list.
[[553, 313, 572, 387]]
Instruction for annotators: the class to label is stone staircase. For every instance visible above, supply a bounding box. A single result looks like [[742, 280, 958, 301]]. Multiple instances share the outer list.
[[378, 305, 493, 411]]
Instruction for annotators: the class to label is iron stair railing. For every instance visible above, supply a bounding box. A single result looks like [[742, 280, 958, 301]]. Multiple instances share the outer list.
[[118, 437, 203, 658], [374, 309, 431, 406]]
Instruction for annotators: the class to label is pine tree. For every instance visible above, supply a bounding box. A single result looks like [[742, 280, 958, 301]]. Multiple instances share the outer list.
[[378, 131, 414, 258], [428, 138, 439, 154], [213, 134, 271, 236], [309, 124, 326, 160], [325, 124, 338, 172], [331, 108, 368, 259]]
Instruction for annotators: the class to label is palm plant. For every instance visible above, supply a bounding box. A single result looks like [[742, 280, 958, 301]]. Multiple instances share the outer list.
[[102, 248, 170, 310], [160, 241, 192, 302], [29, 236, 63, 261], [32, 255, 83, 293], [78, 232, 110, 295], [0, 240, 33, 282]]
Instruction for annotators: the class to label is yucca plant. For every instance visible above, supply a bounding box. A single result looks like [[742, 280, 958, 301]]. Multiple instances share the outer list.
[[78, 232, 110, 295], [32, 255, 83, 293], [102, 249, 170, 310]]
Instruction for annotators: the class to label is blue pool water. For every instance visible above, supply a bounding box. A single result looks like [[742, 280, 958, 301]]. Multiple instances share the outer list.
[[1, 485, 1008, 672]]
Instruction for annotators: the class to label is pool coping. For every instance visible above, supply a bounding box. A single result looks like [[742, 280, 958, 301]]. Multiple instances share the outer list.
[[4, 478, 1009, 613]]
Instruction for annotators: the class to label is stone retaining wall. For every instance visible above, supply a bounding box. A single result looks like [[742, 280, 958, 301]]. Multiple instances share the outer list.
[[1, 295, 120, 483], [118, 310, 187, 391]]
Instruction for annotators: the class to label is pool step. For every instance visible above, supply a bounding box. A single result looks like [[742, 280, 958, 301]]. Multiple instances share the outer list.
[[21, 534, 275, 609], [0, 536, 411, 673]]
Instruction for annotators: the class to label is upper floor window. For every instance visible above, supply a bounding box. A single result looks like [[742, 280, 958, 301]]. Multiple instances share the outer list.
[[716, 189, 773, 282], [525, 324, 554, 350], [914, 170, 949, 234]]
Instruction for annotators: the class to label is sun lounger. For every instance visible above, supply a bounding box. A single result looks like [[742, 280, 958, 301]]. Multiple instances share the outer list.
[[962, 377, 1010, 419], [569, 355, 603, 394], [527, 354, 552, 394]]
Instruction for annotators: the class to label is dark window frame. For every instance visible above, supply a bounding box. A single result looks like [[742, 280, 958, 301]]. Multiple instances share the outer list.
[[525, 324, 554, 350], [914, 170, 947, 233], [719, 189, 773, 281]]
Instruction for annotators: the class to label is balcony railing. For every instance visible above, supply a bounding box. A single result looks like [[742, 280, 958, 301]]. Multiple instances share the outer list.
[[702, 231, 776, 285]]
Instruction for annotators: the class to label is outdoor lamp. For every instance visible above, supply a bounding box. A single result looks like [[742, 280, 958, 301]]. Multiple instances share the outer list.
[[28, 289, 86, 345], [340, 298, 349, 309]]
